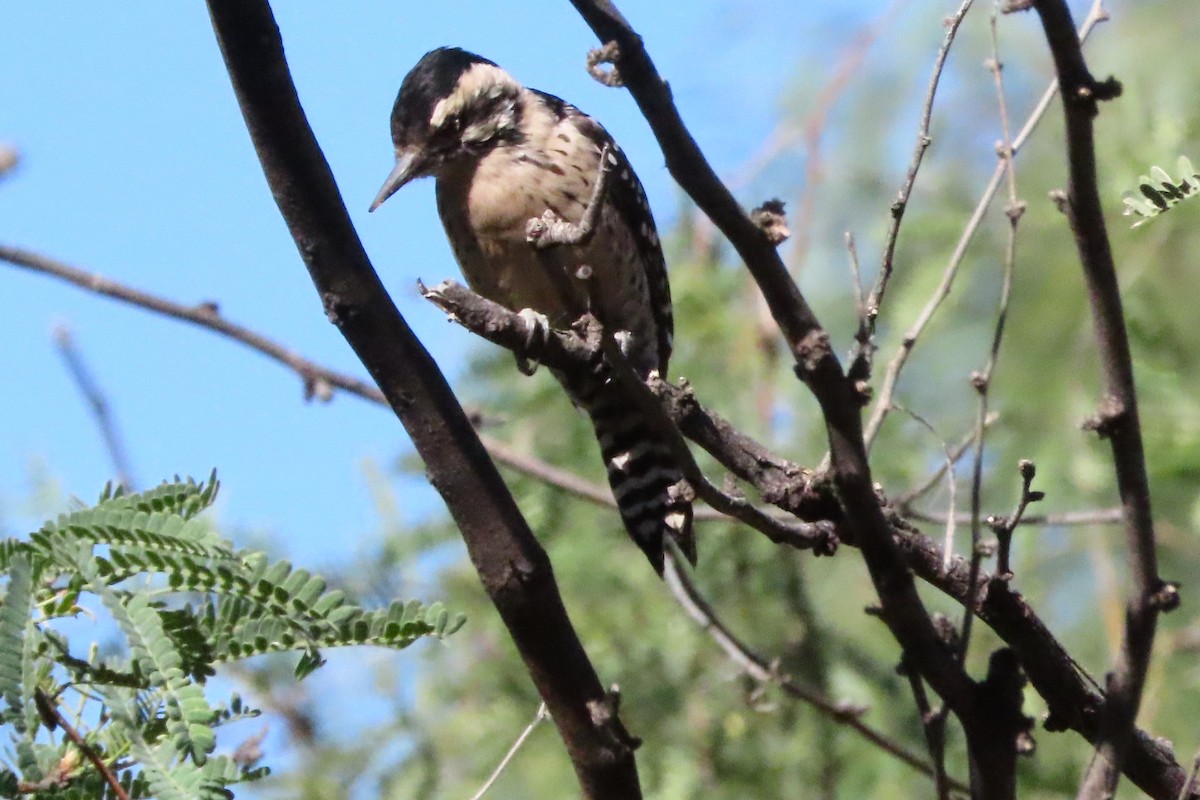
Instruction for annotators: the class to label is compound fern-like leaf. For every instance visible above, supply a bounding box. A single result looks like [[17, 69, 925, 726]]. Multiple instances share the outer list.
[[0, 553, 33, 729], [1123, 155, 1199, 227]]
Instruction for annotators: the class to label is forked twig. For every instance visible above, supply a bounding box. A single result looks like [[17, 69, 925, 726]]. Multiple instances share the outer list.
[[861, 0, 1111, 447], [958, 0, 1027, 664]]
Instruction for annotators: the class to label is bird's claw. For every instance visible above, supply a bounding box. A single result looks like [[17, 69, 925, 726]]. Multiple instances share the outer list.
[[515, 308, 551, 375]]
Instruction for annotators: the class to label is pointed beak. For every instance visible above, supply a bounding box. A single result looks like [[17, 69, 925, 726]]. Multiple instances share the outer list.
[[369, 150, 419, 212]]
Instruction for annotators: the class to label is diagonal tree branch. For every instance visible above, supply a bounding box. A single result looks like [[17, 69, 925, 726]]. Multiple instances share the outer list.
[[1027, 1, 1170, 797], [432, 277, 1193, 799], [563, 2, 1021, 792], [51, 323, 138, 491], [860, 0, 975, 371], [0, 243, 386, 405], [202, 2, 641, 796]]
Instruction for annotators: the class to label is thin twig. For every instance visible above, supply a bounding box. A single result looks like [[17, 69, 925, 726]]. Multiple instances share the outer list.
[[903, 506, 1120, 528], [1176, 749, 1200, 800], [0, 142, 20, 181], [861, 0, 1111, 448], [663, 555, 968, 795], [898, 656, 950, 800], [469, 703, 550, 800], [34, 688, 132, 800], [958, 1, 1026, 665], [894, 413, 999, 506], [527, 145, 612, 248], [52, 324, 137, 491], [861, 0, 976, 368], [0, 244, 383, 405], [989, 460, 1043, 578], [889, 403, 958, 570], [846, 232, 867, 332]]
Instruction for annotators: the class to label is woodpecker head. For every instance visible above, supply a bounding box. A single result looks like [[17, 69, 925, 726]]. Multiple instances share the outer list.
[[370, 47, 522, 212]]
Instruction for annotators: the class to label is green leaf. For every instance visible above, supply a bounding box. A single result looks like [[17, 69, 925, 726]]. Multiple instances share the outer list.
[[93, 584, 216, 764], [1123, 154, 1200, 226], [0, 553, 33, 726]]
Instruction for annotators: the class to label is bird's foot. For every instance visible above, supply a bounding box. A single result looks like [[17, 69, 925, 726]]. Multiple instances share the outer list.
[[515, 308, 551, 375]]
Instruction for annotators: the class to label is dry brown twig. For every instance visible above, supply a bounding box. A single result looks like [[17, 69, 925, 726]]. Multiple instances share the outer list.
[[957, 0, 1028, 665]]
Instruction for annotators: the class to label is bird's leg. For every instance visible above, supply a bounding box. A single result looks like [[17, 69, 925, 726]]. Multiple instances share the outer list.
[[524, 144, 613, 250]]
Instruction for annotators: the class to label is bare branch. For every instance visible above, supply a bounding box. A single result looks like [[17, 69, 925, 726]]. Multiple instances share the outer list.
[[859, 0, 976, 374], [0, 142, 20, 182], [897, 654, 950, 800], [663, 557, 968, 796], [1027, 1, 1167, 796], [1177, 750, 1200, 800], [889, 402, 959, 571], [51, 324, 137, 491], [0, 243, 385, 406], [894, 525, 1190, 799], [904, 506, 1121, 528], [566, 7, 992, 778], [204, 2, 642, 795], [425, 281, 839, 555], [989, 460, 1044, 578], [862, 0, 1111, 448], [894, 414, 999, 506], [959, 4, 1028, 664]]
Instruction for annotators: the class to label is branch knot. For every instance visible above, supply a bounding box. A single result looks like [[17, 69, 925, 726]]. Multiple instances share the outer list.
[[750, 199, 790, 246]]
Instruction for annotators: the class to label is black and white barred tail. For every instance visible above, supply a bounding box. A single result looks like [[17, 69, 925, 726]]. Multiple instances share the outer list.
[[556, 365, 695, 575]]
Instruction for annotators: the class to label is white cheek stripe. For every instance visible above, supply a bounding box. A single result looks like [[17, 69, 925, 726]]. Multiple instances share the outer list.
[[430, 97, 451, 128]]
